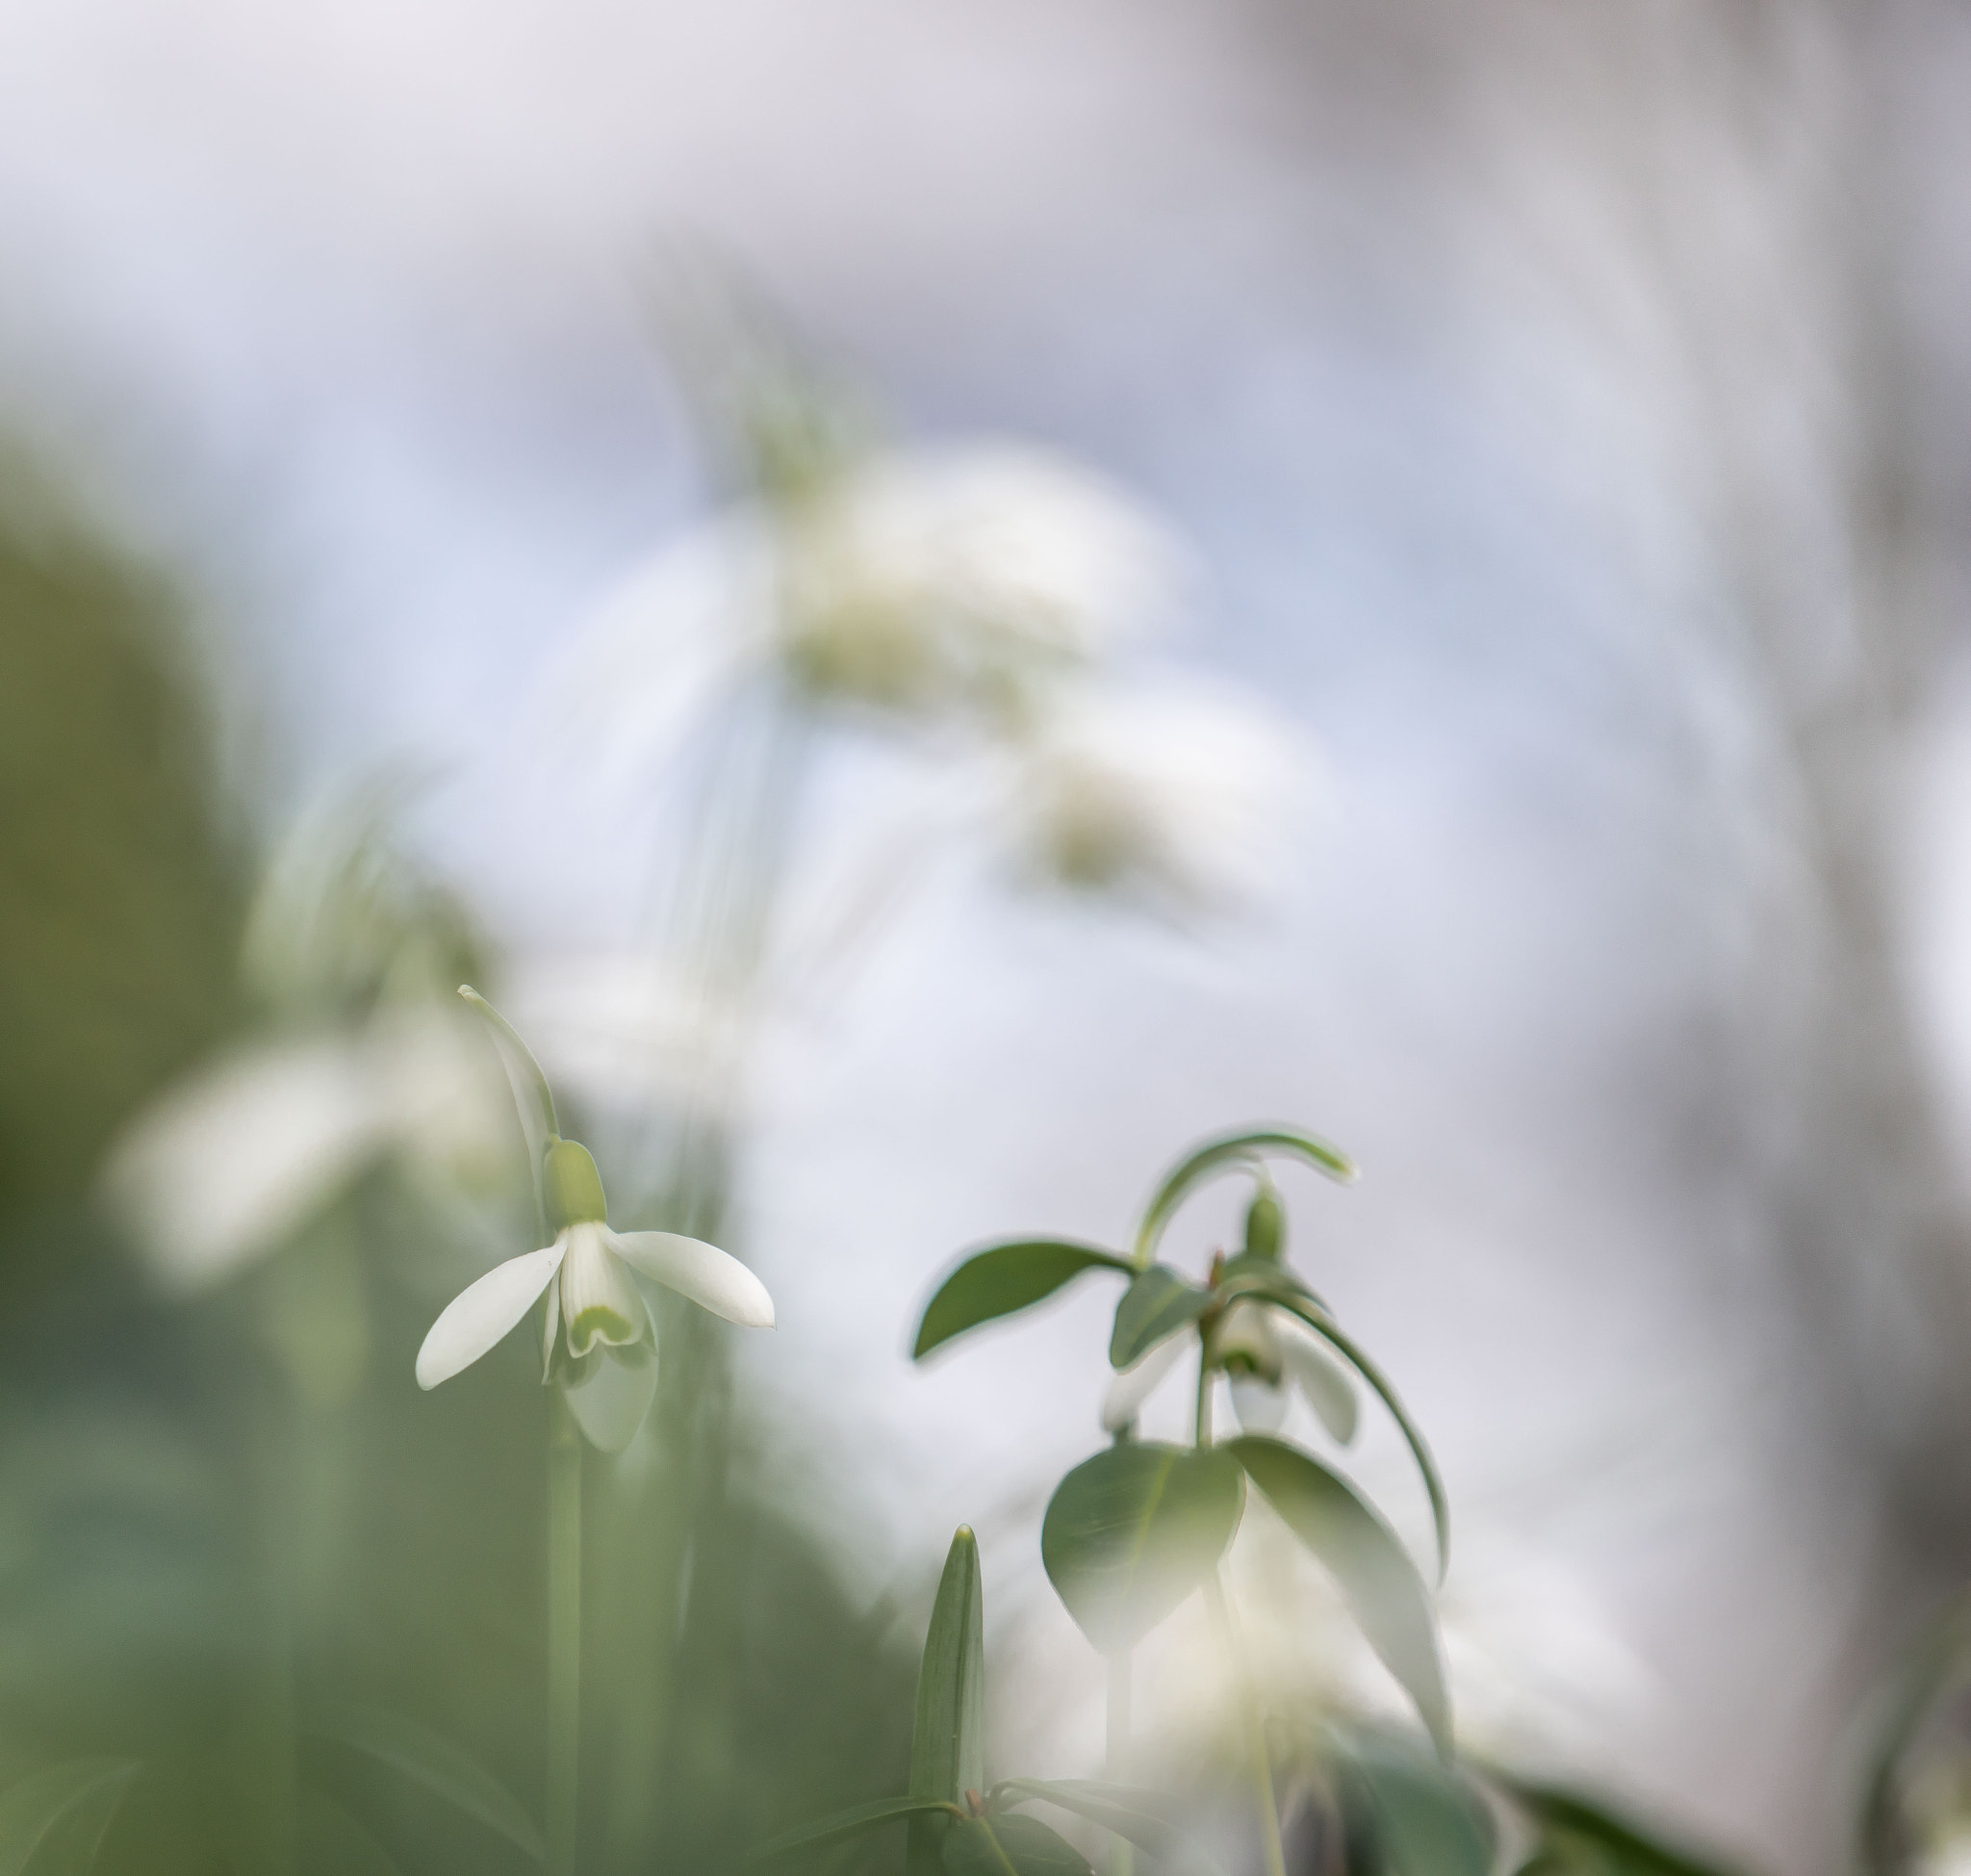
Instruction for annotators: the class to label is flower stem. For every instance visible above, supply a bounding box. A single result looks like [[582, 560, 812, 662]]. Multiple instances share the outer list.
[[1106, 1651, 1134, 1876], [549, 1390, 583, 1876], [1192, 1354, 1286, 1876]]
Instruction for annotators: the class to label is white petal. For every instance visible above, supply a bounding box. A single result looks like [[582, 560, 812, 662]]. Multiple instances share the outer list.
[[416, 1244, 566, 1390], [1280, 1321, 1360, 1444], [558, 1221, 648, 1354], [563, 1312, 659, 1452], [606, 1229, 774, 1328], [102, 1039, 390, 1292], [1231, 1374, 1290, 1434], [1099, 1334, 1186, 1433], [541, 1270, 562, 1382]]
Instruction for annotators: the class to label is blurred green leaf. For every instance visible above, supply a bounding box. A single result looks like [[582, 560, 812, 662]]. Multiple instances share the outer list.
[[307, 1703, 544, 1863], [1226, 1437, 1448, 1755], [1133, 1127, 1355, 1265], [297, 1786, 401, 1876], [1338, 1736, 1490, 1876], [909, 1528, 986, 1875], [1215, 1257, 1324, 1313], [913, 1244, 1131, 1361], [0, 1759, 140, 1876], [996, 1779, 1219, 1874], [1266, 1297, 1448, 1580], [1041, 1444, 1243, 1655], [1107, 1268, 1212, 1371], [1507, 1784, 1746, 1876], [749, 1795, 962, 1863], [942, 1814, 1092, 1876]]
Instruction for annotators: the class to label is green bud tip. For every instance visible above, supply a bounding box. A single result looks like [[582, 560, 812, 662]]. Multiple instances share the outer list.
[[1244, 1187, 1285, 1262], [543, 1138, 609, 1230]]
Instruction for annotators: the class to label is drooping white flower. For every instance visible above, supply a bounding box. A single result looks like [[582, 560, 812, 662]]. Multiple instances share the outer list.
[[1098, 1298, 1358, 1442], [562, 443, 1190, 760], [416, 1133, 773, 1452], [997, 678, 1314, 911], [103, 1004, 509, 1294]]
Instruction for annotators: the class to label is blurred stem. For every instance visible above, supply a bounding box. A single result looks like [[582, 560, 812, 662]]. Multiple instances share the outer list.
[[1106, 1652, 1134, 1876], [1193, 1355, 1284, 1876], [549, 1390, 583, 1876], [241, 1371, 298, 1876]]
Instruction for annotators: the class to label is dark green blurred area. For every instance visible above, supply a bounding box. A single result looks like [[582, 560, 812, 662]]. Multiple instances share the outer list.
[[0, 458, 917, 1874]]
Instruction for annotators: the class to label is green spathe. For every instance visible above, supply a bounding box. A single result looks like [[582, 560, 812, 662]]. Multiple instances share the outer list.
[[542, 1138, 608, 1231]]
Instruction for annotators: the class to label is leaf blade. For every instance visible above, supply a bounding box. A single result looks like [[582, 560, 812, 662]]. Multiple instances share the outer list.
[[1134, 1125, 1356, 1263], [1107, 1267, 1212, 1370], [943, 1814, 1093, 1876], [308, 1701, 545, 1863], [997, 1780, 1221, 1875], [914, 1242, 1134, 1361], [1227, 1436, 1450, 1754], [0, 1760, 141, 1876], [1041, 1443, 1244, 1655], [909, 1526, 987, 1874], [749, 1795, 963, 1865]]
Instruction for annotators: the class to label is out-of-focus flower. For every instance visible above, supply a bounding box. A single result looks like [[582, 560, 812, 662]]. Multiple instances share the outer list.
[[996, 679, 1311, 911], [1097, 1303, 1358, 1439], [415, 1128, 773, 1452], [566, 443, 1190, 758], [103, 1003, 508, 1295]]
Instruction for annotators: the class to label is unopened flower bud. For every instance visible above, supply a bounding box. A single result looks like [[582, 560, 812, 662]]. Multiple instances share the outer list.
[[1244, 1187, 1284, 1262]]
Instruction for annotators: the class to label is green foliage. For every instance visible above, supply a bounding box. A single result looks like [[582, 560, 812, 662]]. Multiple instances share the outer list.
[[1226, 1438, 1448, 1754], [0, 1759, 140, 1875], [913, 1243, 1133, 1361], [1505, 1784, 1747, 1875], [1107, 1267, 1213, 1370], [748, 1794, 961, 1864], [996, 1780, 1218, 1874], [909, 1528, 986, 1873], [941, 1812, 1092, 1876], [1335, 1735, 1492, 1876], [1040, 1444, 1245, 1656], [1132, 1126, 1355, 1264]]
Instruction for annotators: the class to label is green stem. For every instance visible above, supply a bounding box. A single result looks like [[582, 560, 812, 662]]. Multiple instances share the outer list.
[[1106, 1653, 1134, 1876], [1192, 1355, 1285, 1876], [549, 1392, 583, 1876]]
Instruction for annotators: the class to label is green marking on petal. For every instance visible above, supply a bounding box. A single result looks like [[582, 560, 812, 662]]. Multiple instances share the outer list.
[[567, 1305, 638, 1357]]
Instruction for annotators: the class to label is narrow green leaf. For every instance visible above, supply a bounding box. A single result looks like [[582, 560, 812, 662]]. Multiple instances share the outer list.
[[1226, 1437, 1450, 1755], [309, 1701, 545, 1862], [0, 1760, 140, 1876], [1107, 1267, 1212, 1370], [1266, 1295, 1449, 1580], [458, 985, 559, 1200], [297, 1787, 402, 1876], [1338, 1736, 1491, 1876], [943, 1814, 1093, 1876], [1041, 1443, 1244, 1654], [1215, 1256, 1326, 1314], [1504, 1783, 1748, 1876], [909, 1527, 986, 1875], [914, 1242, 1134, 1361], [1133, 1126, 1356, 1264], [749, 1795, 964, 1864], [997, 1780, 1220, 1875]]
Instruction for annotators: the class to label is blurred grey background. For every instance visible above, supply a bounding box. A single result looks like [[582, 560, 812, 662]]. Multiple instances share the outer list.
[[5, 4, 1971, 1869]]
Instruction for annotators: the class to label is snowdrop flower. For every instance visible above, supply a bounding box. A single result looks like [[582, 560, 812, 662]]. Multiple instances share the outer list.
[[416, 988, 774, 1451], [1098, 1298, 1360, 1441], [104, 1004, 507, 1294], [1000, 678, 1313, 912], [563, 443, 1190, 761]]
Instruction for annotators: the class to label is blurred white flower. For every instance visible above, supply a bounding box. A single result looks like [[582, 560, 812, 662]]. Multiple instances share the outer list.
[[102, 1005, 509, 1295], [999, 679, 1313, 910], [415, 1135, 773, 1451], [563, 443, 1190, 761]]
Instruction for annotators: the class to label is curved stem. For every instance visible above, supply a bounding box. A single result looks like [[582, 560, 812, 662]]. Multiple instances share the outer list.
[[548, 1391, 583, 1876], [1193, 1351, 1285, 1876]]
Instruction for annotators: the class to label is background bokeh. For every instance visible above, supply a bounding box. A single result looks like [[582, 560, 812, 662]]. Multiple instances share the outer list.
[[5, 4, 1971, 1872]]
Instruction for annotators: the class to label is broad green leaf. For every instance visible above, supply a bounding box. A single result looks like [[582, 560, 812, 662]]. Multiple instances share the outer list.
[[1267, 1295, 1449, 1580], [0, 1759, 140, 1876], [1133, 1126, 1355, 1263], [749, 1796, 964, 1864], [1505, 1783, 1746, 1876], [1107, 1267, 1212, 1370], [996, 1780, 1219, 1875], [909, 1527, 986, 1875], [914, 1242, 1134, 1360], [1041, 1443, 1244, 1654], [308, 1701, 545, 1862], [297, 1787, 401, 1876], [1227, 1437, 1449, 1755], [943, 1814, 1092, 1876], [1338, 1736, 1491, 1876]]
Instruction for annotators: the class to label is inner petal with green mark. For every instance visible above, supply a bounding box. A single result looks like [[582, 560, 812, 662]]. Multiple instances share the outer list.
[[557, 1221, 647, 1357]]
